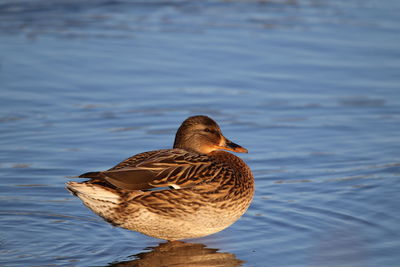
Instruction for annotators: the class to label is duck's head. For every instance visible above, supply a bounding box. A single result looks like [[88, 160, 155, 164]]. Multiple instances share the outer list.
[[173, 115, 248, 154]]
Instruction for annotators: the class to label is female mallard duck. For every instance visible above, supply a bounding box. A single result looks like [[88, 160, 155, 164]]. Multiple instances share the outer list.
[[66, 115, 254, 240]]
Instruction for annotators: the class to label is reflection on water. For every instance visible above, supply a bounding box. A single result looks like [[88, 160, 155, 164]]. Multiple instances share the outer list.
[[109, 241, 243, 267]]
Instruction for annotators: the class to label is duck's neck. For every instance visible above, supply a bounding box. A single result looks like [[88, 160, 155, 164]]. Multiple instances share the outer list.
[[209, 150, 253, 179]]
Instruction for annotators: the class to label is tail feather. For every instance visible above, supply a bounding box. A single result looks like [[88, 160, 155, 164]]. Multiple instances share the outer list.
[[66, 181, 121, 225], [66, 181, 119, 204], [79, 171, 102, 178], [66, 181, 141, 227]]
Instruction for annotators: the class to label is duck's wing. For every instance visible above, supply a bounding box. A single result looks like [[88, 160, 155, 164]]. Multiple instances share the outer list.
[[91, 149, 223, 191], [78, 150, 167, 180], [107, 149, 169, 171]]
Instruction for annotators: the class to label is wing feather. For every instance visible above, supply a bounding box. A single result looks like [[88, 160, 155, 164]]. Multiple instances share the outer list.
[[96, 149, 219, 191]]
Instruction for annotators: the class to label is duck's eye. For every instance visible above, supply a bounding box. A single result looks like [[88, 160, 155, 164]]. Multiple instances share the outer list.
[[204, 128, 212, 133]]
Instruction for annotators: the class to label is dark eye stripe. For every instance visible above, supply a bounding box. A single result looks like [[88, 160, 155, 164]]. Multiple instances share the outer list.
[[204, 128, 219, 135]]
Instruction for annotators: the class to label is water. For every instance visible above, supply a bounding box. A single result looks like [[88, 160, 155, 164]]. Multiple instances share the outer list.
[[1, 0, 400, 266]]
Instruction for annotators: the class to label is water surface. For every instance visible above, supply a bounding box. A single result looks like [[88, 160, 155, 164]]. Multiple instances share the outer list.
[[1, 0, 400, 266]]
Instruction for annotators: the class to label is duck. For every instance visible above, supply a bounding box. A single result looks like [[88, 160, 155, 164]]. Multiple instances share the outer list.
[[66, 115, 254, 240]]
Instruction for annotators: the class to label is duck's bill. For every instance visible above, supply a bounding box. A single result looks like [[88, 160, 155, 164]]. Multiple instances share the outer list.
[[218, 139, 248, 153]]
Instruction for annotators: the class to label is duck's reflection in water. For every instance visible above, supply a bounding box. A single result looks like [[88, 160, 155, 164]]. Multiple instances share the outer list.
[[109, 241, 243, 267]]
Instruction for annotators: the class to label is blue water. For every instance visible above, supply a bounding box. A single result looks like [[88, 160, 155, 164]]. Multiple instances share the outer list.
[[1, 0, 400, 266]]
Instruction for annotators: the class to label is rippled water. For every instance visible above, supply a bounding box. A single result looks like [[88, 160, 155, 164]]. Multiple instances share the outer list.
[[1, 0, 400, 266]]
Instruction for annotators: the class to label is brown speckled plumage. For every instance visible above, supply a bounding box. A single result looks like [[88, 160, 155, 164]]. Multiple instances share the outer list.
[[66, 115, 254, 240]]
